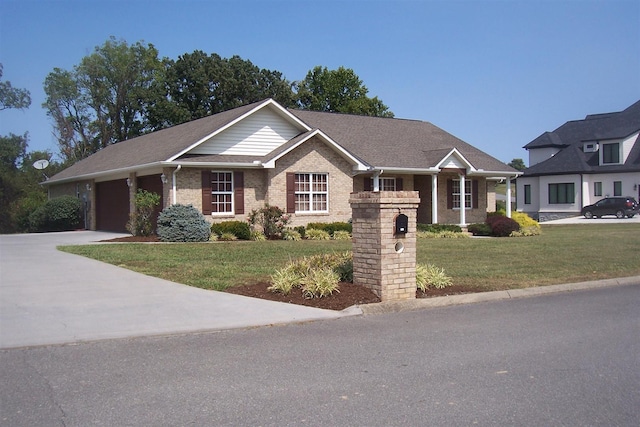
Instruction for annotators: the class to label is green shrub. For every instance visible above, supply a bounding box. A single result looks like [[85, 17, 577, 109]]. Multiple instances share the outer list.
[[282, 229, 302, 241], [294, 225, 306, 238], [301, 268, 340, 299], [126, 190, 160, 237], [29, 196, 82, 232], [306, 222, 352, 236], [467, 223, 492, 236], [332, 230, 352, 240], [157, 204, 211, 242], [248, 204, 290, 239], [305, 228, 331, 240], [417, 223, 463, 233], [418, 230, 469, 239], [416, 263, 453, 291], [211, 221, 251, 240]]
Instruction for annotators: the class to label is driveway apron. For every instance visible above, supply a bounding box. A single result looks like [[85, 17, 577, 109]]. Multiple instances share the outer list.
[[0, 231, 344, 349]]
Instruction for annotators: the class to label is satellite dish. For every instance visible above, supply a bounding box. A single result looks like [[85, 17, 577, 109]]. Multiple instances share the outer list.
[[33, 159, 50, 170]]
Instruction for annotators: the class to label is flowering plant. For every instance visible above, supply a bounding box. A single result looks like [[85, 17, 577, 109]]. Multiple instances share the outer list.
[[247, 204, 291, 239]]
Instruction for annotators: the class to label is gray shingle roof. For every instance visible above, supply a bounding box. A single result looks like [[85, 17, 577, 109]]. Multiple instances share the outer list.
[[47, 99, 517, 183], [523, 100, 640, 176], [288, 109, 514, 172]]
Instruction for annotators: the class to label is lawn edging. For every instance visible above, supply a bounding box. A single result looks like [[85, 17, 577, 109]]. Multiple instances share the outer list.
[[357, 275, 640, 315]]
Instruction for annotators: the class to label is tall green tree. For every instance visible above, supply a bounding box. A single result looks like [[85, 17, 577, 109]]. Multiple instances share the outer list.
[[43, 37, 163, 162], [295, 66, 393, 117], [147, 51, 296, 129], [508, 158, 526, 171]]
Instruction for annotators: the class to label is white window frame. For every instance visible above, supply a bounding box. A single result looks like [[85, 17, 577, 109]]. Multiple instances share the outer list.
[[452, 179, 472, 210], [210, 171, 234, 215], [370, 177, 396, 191], [295, 173, 328, 213], [601, 142, 621, 165]]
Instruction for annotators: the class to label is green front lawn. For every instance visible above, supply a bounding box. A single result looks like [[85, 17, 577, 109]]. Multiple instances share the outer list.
[[59, 224, 640, 292]]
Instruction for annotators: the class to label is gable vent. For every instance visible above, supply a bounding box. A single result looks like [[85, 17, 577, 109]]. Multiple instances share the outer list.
[[583, 142, 599, 153]]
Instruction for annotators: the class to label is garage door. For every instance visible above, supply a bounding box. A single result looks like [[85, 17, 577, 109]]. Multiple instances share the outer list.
[[95, 179, 130, 232]]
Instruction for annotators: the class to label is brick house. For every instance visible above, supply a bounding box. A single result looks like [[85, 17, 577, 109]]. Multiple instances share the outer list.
[[517, 100, 640, 221], [44, 99, 520, 232]]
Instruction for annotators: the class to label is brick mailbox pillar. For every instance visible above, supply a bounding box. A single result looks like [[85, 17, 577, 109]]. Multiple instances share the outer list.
[[349, 191, 420, 301]]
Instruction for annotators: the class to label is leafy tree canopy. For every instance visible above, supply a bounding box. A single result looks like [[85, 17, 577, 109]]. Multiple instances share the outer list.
[[295, 66, 393, 117], [43, 37, 163, 163], [508, 158, 526, 171], [0, 64, 31, 111]]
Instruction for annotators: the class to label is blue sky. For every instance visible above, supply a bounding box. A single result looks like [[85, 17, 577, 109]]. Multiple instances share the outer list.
[[1, 0, 638, 165]]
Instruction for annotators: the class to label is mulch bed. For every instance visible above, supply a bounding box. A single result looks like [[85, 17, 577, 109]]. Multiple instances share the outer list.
[[99, 234, 486, 310]]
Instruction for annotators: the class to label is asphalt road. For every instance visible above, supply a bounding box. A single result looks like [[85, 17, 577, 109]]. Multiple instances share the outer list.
[[2, 283, 639, 426]]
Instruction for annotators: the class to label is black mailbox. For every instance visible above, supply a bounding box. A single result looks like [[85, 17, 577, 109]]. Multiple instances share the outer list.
[[395, 213, 408, 234]]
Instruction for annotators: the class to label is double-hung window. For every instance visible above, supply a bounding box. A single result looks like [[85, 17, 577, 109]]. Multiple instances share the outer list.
[[295, 173, 328, 213], [210, 171, 233, 214], [452, 179, 472, 209]]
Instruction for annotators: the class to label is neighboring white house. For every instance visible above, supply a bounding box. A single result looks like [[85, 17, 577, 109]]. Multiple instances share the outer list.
[[517, 100, 640, 221]]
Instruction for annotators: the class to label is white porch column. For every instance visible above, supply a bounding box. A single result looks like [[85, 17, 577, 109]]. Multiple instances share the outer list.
[[459, 173, 466, 226], [431, 175, 438, 224], [506, 177, 512, 218]]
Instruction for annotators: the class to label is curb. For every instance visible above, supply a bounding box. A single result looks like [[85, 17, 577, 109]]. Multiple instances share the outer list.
[[356, 276, 640, 315]]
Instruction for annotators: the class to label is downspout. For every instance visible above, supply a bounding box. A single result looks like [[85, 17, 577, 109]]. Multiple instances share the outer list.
[[172, 165, 182, 205], [506, 176, 512, 218]]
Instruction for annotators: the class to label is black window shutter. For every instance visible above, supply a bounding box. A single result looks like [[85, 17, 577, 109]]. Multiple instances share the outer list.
[[396, 178, 403, 191], [472, 180, 479, 209]]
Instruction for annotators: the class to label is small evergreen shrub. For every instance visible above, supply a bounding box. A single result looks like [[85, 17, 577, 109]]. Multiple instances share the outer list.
[[247, 204, 290, 239], [126, 190, 160, 237], [467, 223, 492, 236], [30, 196, 82, 232], [332, 230, 352, 240], [417, 223, 463, 233], [305, 228, 331, 240], [417, 230, 469, 239], [294, 226, 306, 238], [211, 221, 251, 240], [486, 215, 520, 237], [157, 204, 211, 242], [306, 222, 352, 236], [416, 263, 453, 291]]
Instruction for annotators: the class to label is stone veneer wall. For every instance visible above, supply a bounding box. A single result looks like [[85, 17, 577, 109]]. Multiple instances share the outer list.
[[350, 191, 420, 302]]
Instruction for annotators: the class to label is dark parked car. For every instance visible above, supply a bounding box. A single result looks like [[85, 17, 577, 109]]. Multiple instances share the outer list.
[[581, 196, 639, 219]]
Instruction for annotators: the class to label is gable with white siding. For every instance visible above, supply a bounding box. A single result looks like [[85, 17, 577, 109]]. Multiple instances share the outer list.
[[188, 108, 303, 156]]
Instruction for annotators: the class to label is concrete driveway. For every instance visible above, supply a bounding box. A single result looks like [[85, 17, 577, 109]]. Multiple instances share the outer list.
[[0, 231, 349, 349], [542, 214, 640, 224]]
